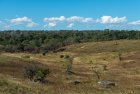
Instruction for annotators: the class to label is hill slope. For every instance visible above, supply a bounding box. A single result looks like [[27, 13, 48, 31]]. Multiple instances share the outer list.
[[0, 40, 140, 94]]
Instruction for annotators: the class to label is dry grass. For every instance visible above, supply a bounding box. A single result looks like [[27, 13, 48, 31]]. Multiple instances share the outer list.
[[0, 40, 140, 94]]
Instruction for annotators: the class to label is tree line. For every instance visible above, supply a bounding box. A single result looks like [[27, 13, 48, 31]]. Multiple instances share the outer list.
[[0, 29, 140, 53]]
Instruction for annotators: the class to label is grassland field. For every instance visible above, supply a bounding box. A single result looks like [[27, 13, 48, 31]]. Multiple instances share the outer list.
[[0, 40, 140, 94]]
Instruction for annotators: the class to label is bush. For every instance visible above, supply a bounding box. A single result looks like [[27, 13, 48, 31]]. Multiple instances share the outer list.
[[42, 52, 46, 56], [0, 80, 8, 86], [24, 62, 50, 83], [102, 64, 107, 71], [64, 55, 73, 74], [60, 55, 64, 58], [34, 69, 50, 82], [65, 55, 70, 59], [24, 63, 37, 81]]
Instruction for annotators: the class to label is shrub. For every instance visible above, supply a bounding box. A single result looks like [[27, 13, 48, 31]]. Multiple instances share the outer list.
[[0, 80, 8, 86], [24, 62, 50, 82], [42, 52, 46, 56], [102, 64, 107, 71], [64, 55, 73, 74], [65, 55, 70, 59], [60, 55, 64, 58], [92, 67, 101, 80], [24, 63, 37, 81], [93, 69, 101, 80], [34, 68, 50, 82]]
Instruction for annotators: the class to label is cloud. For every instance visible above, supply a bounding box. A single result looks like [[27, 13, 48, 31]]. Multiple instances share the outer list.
[[1, 16, 131, 30], [67, 23, 74, 28], [97, 16, 127, 24], [43, 16, 128, 29], [11, 17, 32, 24], [128, 20, 140, 25], [44, 16, 93, 23], [48, 23, 56, 27], [27, 22, 38, 28], [10, 17, 38, 28], [44, 16, 94, 28], [44, 16, 65, 23], [44, 16, 66, 28], [44, 23, 57, 28], [67, 16, 93, 23]]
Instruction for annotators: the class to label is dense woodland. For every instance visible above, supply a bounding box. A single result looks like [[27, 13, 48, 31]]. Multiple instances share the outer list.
[[0, 30, 140, 53]]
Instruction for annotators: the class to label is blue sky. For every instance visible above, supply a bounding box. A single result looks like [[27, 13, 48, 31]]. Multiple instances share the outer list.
[[0, 0, 140, 30]]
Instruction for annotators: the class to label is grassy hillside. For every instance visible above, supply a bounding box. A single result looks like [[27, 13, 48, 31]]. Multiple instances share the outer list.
[[0, 40, 140, 94]]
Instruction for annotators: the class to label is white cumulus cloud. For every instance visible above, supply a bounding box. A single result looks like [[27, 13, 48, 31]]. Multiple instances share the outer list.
[[97, 16, 127, 24], [44, 23, 56, 28], [67, 23, 74, 28], [48, 23, 56, 27], [128, 20, 140, 25], [11, 17, 32, 24], [10, 16, 38, 28], [44, 16, 65, 23], [44, 16, 94, 23], [43, 16, 94, 28], [67, 16, 93, 23], [27, 22, 38, 28], [44, 16, 66, 28]]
